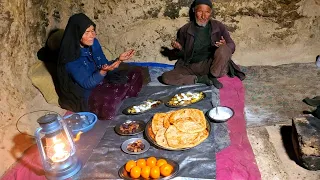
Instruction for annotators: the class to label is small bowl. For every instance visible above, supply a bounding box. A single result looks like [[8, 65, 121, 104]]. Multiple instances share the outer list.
[[207, 106, 234, 122], [121, 138, 150, 155], [64, 112, 98, 135], [114, 120, 146, 136]]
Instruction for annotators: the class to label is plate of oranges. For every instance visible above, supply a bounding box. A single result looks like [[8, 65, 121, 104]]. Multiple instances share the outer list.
[[119, 156, 179, 179]]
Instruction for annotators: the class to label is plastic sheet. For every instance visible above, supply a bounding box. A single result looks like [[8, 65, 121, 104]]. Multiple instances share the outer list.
[[81, 84, 230, 179]]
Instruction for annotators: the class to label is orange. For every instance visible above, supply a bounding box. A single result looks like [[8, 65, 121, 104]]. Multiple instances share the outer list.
[[136, 158, 146, 168], [125, 160, 136, 172], [150, 166, 160, 179], [160, 164, 173, 177], [146, 156, 157, 167], [130, 166, 141, 179], [140, 166, 151, 179], [156, 158, 167, 167]]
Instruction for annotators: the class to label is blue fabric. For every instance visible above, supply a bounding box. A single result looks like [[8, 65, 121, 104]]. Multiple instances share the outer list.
[[65, 38, 109, 99], [126, 62, 174, 68]]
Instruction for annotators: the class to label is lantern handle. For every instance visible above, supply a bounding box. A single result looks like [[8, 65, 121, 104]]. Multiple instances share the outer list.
[[35, 127, 50, 170], [57, 114, 77, 155]]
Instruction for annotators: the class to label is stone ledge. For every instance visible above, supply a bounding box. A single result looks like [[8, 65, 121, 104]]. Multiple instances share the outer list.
[[292, 116, 320, 170]]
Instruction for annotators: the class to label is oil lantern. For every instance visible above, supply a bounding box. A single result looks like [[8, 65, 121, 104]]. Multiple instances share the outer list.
[[34, 113, 82, 179]]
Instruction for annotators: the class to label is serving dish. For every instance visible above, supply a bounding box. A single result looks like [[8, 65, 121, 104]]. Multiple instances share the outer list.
[[207, 106, 234, 122], [114, 120, 146, 136], [165, 91, 206, 107], [119, 157, 179, 180], [123, 100, 162, 115], [145, 110, 211, 151], [121, 138, 150, 155], [63, 112, 98, 135]]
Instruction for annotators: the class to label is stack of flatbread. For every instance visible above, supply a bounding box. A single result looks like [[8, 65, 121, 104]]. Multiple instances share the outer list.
[[151, 108, 209, 149]]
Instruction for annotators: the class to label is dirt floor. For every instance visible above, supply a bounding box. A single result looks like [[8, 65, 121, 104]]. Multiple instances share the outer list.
[[244, 63, 320, 180]]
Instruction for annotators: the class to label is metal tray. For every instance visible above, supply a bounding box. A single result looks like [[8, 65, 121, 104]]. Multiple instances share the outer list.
[[144, 117, 211, 151], [122, 100, 163, 115], [121, 138, 150, 155], [119, 157, 179, 180], [165, 91, 206, 108], [114, 120, 146, 136]]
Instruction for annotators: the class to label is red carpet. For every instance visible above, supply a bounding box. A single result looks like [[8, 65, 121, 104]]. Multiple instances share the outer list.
[[217, 76, 261, 180]]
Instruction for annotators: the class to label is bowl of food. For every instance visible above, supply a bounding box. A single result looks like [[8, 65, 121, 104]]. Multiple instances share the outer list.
[[114, 120, 146, 136], [121, 138, 150, 155], [207, 106, 234, 122], [165, 91, 206, 107], [119, 156, 179, 179], [123, 100, 162, 115]]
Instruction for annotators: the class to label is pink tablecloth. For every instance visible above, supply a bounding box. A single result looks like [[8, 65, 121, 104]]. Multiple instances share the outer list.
[[217, 76, 261, 180]]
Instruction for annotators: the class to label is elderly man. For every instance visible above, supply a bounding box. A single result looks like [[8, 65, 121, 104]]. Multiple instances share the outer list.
[[161, 0, 245, 89]]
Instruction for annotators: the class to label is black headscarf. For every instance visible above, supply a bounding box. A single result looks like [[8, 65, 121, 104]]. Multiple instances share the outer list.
[[58, 13, 96, 64], [57, 13, 96, 112]]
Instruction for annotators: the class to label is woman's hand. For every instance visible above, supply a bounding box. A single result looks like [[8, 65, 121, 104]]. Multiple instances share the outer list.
[[99, 60, 121, 75], [118, 49, 135, 62]]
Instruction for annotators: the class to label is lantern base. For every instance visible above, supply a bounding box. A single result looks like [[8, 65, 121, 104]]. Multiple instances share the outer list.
[[45, 156, 82, 180]]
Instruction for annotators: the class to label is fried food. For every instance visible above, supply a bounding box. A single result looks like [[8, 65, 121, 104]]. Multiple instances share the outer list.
[[151, 113, 166, 134], [155, 128, 169, 148], [167, 91, 205, 106], [173, 117, 205, 133], [165, 125, 199, 148], [150, 108, 209, 149], [169, 108, 206, 129]]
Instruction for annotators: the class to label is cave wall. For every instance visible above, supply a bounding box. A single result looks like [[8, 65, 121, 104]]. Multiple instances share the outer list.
[[0, 0, 319, 176]]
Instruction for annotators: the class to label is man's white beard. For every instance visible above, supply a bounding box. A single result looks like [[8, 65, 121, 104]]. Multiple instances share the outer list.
[[196, 19, 207, 27]]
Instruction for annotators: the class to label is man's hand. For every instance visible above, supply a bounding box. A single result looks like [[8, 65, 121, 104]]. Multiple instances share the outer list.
[[118, 49, 135, 62], [171, 40, 182, 50], [215, 36, 226, 47]]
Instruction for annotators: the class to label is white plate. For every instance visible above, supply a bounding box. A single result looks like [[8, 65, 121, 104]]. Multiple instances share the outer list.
[[121, 138, 150, 155]]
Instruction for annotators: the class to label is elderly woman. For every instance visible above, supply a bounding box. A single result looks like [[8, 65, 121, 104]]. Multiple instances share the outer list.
[[57, 13, 143, 120]]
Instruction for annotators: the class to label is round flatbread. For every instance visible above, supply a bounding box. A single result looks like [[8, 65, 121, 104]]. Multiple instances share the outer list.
[[151, 113, 166, 134], [190, 129, 209, 147], [163, 111, 174, 128], [155, 128, 170, 148], [169, 108, 206, 129], [173, 117, 205, 133], [165, 125, 199, 149], [150, 108, 209, 149]]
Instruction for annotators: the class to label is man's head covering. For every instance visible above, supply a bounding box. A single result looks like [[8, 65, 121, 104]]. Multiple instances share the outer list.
[[194, 0, 212, 8], [58, 13, 96, 65]]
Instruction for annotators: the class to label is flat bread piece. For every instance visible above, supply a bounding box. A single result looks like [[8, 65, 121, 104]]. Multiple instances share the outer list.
[[173, 117, 205, 133], [151, 113, 166, 134], [163, 111, 174, 128], [169, 108, 206, 129], [165, 125, 199, 149], [190, 129, 209, 147], [155, 128, 170, 148]]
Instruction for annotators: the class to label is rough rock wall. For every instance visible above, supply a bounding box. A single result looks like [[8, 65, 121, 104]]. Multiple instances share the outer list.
[[92, 0, 320, 66], [0, 0, 319, 177], [0, 0, 84, 176]]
